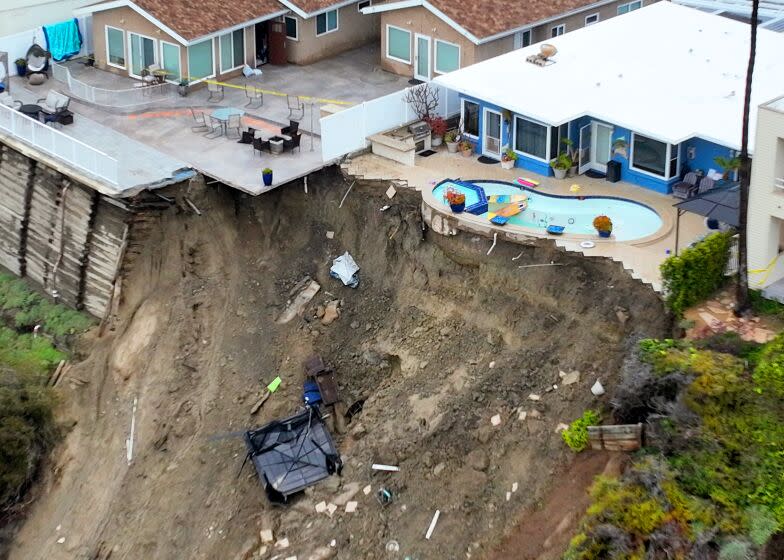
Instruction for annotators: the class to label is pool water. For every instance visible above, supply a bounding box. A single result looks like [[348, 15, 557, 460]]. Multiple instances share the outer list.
[[432, 180, 663, 241]]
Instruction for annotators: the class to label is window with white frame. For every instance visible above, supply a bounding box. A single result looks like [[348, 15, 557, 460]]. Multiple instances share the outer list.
[[386, 25, 411, 63], [285, 16, 298, 40], [316, 9, 339, 36], [219, 29, 244, 73], [462, 100, 480, 137], [514, 116, 548, 160], [551, 24, 565, 37], [514, 29, 532, 49], [434, 39, 459, 74], [585, 13, 600, 25], [617, 0, 642, 15], [106, 26, 125, 68], [188, 38, 214, 81], [358, 0, 372, 11], [630, 133, 678, 178]]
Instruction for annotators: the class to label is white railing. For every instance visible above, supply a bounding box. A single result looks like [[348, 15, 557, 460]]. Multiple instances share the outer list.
[[320, 83, 461, 162], [52, 62, 176, 108], [0, 103, 118, 185], [726, 234, 740, 276]]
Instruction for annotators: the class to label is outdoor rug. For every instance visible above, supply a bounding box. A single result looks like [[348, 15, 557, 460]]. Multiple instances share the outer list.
[[477, 156, 499, 164], [585, 170, 607, 179], [418, 150, 436, 157]]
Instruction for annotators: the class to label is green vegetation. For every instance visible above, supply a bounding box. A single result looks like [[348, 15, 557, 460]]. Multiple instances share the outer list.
[[660, 231, 734, 316], [0, 274, 91, 512], [749, 289, 784, 320], [562, 409, 601, 452], [566, 335, 784, 558]]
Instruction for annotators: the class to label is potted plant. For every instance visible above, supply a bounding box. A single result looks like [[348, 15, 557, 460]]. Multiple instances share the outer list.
[[593, 215, 613, 238], [561, 138, 578, 175], [428, 116, 447, 147], [445, 188, 466, 213], [85, 53, 95, 67], [445, 131, 459, 153], [459, 140, 473, 158], [714, 155, 741, 180], [501, 148, 518, 170], [550, 153, 572, 179], [14, 58, 27, 77], [262, 168, 273, 187], [178, 79, 189, 97]]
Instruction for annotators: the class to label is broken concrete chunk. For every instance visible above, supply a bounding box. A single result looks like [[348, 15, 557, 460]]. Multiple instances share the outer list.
[[260, 529, 274, 543], [363, 484, 372, 495], [528, 393, 541, 401], [333, 483, 361, 506], [512, 482, 519, 493], [326, 503, 338, 516], [433, 463, 446, 476], [490, 414, 502, 426], [275, 537, 290, 549], [591, 380, 605, 396], [277, 280, 321, 324], [321, 300, 340, 325], [326, 231, 335, 239], [561, 371, 580, 385], [315, 501, 327, 513], [386, 185, 397, 199], [345, 501, 358, 513], [517, 410, 528, 421]]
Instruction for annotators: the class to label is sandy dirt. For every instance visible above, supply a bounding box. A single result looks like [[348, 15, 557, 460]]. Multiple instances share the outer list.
[[6, 169, 669, 560]]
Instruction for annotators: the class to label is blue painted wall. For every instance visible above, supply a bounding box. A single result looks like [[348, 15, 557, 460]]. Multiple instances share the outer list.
[[680, 136, 736, 177]]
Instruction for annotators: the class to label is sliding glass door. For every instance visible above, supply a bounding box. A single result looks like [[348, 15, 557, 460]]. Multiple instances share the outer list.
[[129, 33, 156, 78], [160, 41, 181, 82]]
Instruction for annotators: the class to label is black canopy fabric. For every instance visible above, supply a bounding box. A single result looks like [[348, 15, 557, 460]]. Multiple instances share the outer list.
[[674, 184, 740, 227], [244, 409, 342, 503]]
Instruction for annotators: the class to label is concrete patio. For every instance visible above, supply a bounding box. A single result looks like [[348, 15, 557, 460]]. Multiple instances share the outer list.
[[343, 150, 712, 291]]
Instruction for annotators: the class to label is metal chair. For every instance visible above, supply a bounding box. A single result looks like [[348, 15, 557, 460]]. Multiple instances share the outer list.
[[189, 107, 208, 132], [671, 172, 699, 199], [287, 95, 304, 120], [283, 133, 302, 153], [204, 116, 224, 139], [245, 85, 263, 108], [225, 113, 242, 139], [281, 120, 299, 136], [207, 82, 224, 102]]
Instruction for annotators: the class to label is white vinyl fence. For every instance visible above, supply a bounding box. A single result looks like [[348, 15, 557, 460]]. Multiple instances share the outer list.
[[0, 103, 118, 184], [321, 83, 460, 162], [52, 62, 176, 108], [0, 17, 92, 77]]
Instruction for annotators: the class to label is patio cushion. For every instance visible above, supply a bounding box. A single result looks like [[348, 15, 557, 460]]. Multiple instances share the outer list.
[[0, 92, 17, 107], [41, 90, 69, 113]]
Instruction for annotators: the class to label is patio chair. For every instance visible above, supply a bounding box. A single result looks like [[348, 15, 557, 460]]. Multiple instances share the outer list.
[[225, 113, 242, 139], [204, 116, 224, 139], [253, 137, 271, 156], [142, 64, 161, 86], [696, 176, 716, 195], [281, 120, 299, 136], [671, 172, 699, 199], [283, 133, 302, 153], [25, 44, 49, 75], [207, 82, 224, 102], [0, 91, 21, 109], [287, 95, 304, 120], [244, 85, 263, 108], [36, 90, 69, 115], [189, 107, 208, 132]]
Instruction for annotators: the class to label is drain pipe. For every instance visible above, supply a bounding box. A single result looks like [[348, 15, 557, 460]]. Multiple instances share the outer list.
[[486, 232, 498, 256]]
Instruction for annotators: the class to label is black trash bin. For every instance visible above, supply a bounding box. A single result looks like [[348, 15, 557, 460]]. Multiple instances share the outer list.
[[606, 160, 621, 183]]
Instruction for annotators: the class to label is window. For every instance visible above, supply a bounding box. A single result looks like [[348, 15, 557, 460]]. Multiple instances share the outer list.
[[617, 0, 642, 15], [386, 25, 411, 63], [358, 0, 371, 10], [106, 26, 125, 68], [550, 123, 569, 159], [514, 116, 548, 160], [631, 133, 678, 178], [316, 9, 339, 36], [462, 100, 480, 137], [514, 29, 531, 49], [219, 29, 244, 73], [434, 39, 459, 74], [188, 38, 214, 81], [160, 41, 181, 81], [285, 16, 298, 40], [551, 24, 565, 37], [585, 13, 600, 25]]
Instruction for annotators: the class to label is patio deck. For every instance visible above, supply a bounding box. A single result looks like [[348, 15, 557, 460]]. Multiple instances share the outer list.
[[343, 151, 711, 291], [5, 46, 410, 196]]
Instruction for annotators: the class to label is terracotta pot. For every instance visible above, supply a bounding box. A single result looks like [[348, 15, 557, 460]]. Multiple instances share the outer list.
[[461, 149, 473, 158]]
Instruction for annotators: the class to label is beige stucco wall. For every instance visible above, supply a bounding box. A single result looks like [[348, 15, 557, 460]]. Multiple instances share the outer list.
[[285, 4, 379, 65], [92, 8, 254, 84], [748, 101, 784, 288], [379, 7, 477, 78]]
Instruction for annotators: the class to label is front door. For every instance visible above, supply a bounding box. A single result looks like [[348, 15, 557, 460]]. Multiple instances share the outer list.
[[578, 123, 592, 174], [129, 33, 156, 78], [415, 34, 431, 81], [483, 109, 502, 159], [591, 122, 613, 173]]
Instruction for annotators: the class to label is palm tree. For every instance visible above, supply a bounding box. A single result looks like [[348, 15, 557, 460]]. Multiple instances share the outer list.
[[736, 0, 760, 314]]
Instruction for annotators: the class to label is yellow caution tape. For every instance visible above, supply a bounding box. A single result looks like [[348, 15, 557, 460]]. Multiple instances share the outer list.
[[197, 77, 353, 106]]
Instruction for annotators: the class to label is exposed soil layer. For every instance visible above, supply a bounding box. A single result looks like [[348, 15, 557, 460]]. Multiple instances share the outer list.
[[7, 168, 669, 560]]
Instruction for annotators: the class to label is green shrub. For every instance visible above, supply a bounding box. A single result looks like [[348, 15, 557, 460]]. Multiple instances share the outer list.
[[749, 289, 784, 319], [753, 333, 784, 398], [718, 539, 754, 560], [562, 409, 601, 452], [747, 506, 777, 546], [660, 232, 734, 316]]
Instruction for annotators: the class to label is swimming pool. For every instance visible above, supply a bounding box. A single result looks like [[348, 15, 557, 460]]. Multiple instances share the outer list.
[[432, 180, 663, 241]]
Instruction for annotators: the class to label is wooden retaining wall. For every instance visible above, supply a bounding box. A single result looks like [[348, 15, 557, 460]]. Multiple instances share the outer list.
[[0, 141, 176, 317]]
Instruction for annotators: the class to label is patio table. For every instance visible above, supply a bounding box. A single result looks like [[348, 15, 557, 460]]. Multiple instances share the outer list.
[[210, 107, 245, 136]]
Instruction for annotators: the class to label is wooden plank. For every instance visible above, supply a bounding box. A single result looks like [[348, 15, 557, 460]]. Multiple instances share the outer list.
[[587, 424, 643, 452]]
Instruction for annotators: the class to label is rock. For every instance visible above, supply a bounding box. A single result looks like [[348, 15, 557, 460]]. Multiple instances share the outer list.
[[308, 546, 336, 560], [591, 380, 605, 396], [345, 501, 358, 513], [517, 409, 527, 421], [363, 484, 372, 495], [529, 409, 542, 419], [419, 360, 429, 370], [326, 503, 338, 516], [466, 449, 489, 471], [260, 529, 274, 544], [422, 451, 433, 468], [316, 305, 325, 319], [321, 300, 340, 325], [433, 463, 446, 476], [615, 307, 630, 327], [490, 414, 502, 426], [57, 537, 66, 545], [315, 501, 328, 513], [562, 371, 580, 386], [350, 320, 360, 329], [489, 361, 496, 369], [555, 423, 569, 433], [362, 350, 382, 366], [275, 537, 290, 549], [333, 482, 361, 506], [528, 393, 541, 401], [512, 482, 519, 492]]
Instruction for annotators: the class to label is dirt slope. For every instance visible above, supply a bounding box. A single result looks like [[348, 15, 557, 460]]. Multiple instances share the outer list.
[[7, 169, 669, 560]]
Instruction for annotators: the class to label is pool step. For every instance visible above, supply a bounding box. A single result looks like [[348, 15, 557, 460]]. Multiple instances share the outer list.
[[554, 239, 663, 293]]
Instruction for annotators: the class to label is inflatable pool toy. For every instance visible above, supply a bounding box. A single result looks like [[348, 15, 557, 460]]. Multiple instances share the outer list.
[[570, 184, 581, 193], [547, 225, 565, 235], [516, 177, 540, 188], [487, 194, 528, 225], [580, 241, 596, 249]]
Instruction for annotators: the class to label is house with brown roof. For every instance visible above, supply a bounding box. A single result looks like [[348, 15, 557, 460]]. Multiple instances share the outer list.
[[75, 0, 377, 83], [361, 0, 658, 80]]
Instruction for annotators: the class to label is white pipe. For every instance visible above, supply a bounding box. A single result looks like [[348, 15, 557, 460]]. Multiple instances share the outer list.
[[425, 510, 440, 540], [486, 232, 497, 256], [126, 396, 137, 465]]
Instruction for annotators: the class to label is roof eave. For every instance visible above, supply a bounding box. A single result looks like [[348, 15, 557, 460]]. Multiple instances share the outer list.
[[280, 0, 361, 19]]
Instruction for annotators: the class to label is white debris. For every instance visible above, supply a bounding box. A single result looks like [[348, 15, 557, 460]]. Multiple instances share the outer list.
[[506, 492, 512, 502], [591, 380, 605, 396], [528, 393, 541, 401], [327, 503, 338, 516], [363, 484, 372, 495], [260, 529, 274, 543], [276, 537, 290, 549], [386, 185, 397, 199], [490, 414, 502, 426], [517, 409, 527, 421], [56, 525, 61, 531], [315, 501, 327, 513], [488, 361, 496, 369], [380, 205, 391, 212], [345, 501, 358, 513], [562, 370, 581, 385], [555, 423, 570, 433], [425, 510, 441, 540], [56, 537, 66, 544], [512, 482, 519, 493], [330, 539, 337, 547], [371, 464, 400, 472], [330, 252, 360, 286], [326, 231, 335, 239]]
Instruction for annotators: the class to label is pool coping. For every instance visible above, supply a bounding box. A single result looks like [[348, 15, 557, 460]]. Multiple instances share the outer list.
[[425, 179, 674, 247]]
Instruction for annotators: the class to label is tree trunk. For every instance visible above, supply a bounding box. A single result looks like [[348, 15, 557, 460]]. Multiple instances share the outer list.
[[735, 0, 759, 314]]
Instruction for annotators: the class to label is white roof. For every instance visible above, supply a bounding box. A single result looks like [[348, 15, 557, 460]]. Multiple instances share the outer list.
[[433, 1, 784, 152]]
